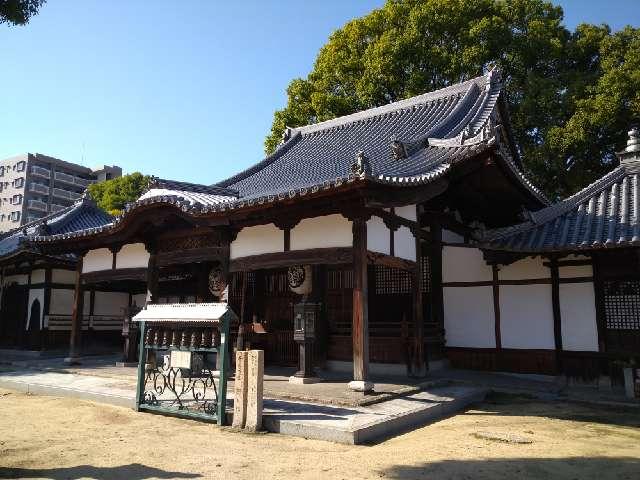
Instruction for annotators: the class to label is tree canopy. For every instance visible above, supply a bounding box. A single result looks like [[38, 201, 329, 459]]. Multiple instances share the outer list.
[[0, 0, 46, 25], [265, 0, 640, 200], [87, 172, 150, 216]]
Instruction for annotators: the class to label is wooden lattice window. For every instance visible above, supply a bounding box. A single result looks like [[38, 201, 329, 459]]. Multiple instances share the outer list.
[[603, 280, 640, 330], [265, 270, 289, 294], [374, 265, 412, 295], [327, 268, 353, 290]]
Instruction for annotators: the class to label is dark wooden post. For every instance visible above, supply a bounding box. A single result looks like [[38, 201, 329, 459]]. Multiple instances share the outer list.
[[146, 247, 159, 305], [549, 257, 563, 374], [412, 229, 426, 376], [349, 215, 372, 392], [65, 255, 84, 364]]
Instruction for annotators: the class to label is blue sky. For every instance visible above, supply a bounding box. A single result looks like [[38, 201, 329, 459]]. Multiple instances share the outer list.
[[1, 0, 638, 184]]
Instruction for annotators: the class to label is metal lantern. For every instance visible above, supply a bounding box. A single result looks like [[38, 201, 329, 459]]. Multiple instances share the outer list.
[[292, 301, 321, 380]]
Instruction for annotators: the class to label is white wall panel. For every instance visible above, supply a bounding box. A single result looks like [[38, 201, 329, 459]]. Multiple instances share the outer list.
[[367, 216, 389, 255], [83, 248, 112, 273], [560, 282, 599, 351], [443, 246, 492, 283], [499, 257, 549, 280], [291, 215, 352, 250], [444, 286, 495, 348], [4, 274, 29, 285], [52, 269, 76, 284], [93, 291, 129, 316], [500, 284, 555, 349], [116, 243, 149, 269], [230, 223, 283, 259], [395, 204, 417, 221], [50, 289, 73, 315], [559, 264, 593, 279], [31, 269, 45, 284], [394, 226, 416, 261]]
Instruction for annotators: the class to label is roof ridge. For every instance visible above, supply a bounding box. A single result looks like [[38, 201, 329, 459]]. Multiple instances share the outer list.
[[295, 74, 489, 137], [150, 177, 238, 197]]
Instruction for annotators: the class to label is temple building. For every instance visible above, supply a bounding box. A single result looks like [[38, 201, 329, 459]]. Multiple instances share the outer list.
[[2, 69, 638, 390]]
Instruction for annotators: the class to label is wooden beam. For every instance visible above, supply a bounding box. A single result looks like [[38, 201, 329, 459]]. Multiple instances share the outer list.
[[366, 251, 415, 271], [230, 247, 353, 272], [81, 268, 147, 284], [549, 258, 563, 374], [351, 216, 371, 390]]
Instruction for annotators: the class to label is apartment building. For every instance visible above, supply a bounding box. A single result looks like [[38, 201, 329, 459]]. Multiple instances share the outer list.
[[0, 153, 121, 231]]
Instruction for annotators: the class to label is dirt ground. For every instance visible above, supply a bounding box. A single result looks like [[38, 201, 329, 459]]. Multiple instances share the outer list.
[[0, 388, 639, 480]]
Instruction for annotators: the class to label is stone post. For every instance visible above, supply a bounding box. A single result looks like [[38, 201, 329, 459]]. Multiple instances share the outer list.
[[245, 349, 264, 432], [232, 350, 248, 429]]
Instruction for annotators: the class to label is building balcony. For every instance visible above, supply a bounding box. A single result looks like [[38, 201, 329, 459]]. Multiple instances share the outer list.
[[49, 203, 66, 213], [51, 187, 81, 201], [27, 199, 48, 212], [30, 165, 51, 179], [54, 171, 94, 188], [28, 183, 50, 195]]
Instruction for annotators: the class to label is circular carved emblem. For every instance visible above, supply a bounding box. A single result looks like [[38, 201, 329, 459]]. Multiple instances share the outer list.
[[208, 268, 224, 295], [288, 265, 306, 289]]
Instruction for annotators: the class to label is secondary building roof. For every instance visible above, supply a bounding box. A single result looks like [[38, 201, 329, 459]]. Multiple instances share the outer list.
[[0, 194, 112, 262], [482, 127, 640, 253]]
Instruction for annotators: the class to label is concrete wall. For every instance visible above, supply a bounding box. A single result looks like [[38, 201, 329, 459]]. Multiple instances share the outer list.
[[230, 223, 283, 259], [116, 243, 149, 269], [291, 214, 352, 250]]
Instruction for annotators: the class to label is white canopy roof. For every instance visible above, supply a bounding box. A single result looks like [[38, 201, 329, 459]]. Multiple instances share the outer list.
[[132, 303, 237, 324]]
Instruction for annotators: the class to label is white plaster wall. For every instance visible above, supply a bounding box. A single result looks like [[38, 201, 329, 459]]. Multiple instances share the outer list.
[[559, 264, 593, 279], [500, 284, 555, 349], [4, 274, 28, 285], [442, 229, 465, 244], [31, 269, 45, 284], [230, 223, 283, 259], [50, 289, 73, 315], [499, 257, 549, 281], [116, 243, 149, 269], [395, 204, 417, 221], [444, 286, 496, 348], [132, 293, 147, 307], [394, 226, 416, 261], [367, 216, 390, 255], [93, 291, 129, 316], [49, 289, 89, 316], [291, 214, 352, 250], [52, 269, 76, 284], [27, 288, 44, 329], [560, 282, 599, 351], [83, 248, 113, 273], [442, 246, 492, 283]]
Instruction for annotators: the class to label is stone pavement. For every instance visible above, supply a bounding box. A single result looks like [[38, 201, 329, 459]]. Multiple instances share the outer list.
[[0, 356, 487, 444]]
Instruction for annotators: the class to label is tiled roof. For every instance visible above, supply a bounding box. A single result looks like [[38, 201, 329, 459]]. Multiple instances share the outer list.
[[32, 69, 547, 244], [218, 70, 512, 198], [482, 148, 640, 253], [0, 195, 112, 259]]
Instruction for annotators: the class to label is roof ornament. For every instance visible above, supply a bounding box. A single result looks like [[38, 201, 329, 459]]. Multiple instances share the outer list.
[[486, 63, 502, 87], [281, 126, 293, 144], [519, 206, 535, 223], [390, 137, 407, 160], [351, 150, 371, 177], [618, 125, 640, 165]]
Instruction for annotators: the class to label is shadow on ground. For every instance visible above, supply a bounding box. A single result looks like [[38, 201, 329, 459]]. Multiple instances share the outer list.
[[0, 463, 201, 479], [380, 457, 640, 480]]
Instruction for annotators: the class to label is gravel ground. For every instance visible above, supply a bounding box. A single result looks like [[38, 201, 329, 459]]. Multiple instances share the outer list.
[[0, 388, 639, 480]]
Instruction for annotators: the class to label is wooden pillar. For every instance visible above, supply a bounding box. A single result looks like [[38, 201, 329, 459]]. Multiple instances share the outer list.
[[65, 256, 84, 363], [549, 258, 563, 374], [349, 216, 372, 392], [146, 249, 159, 305], [428, 220, 444, 350], [412, 231, 426, 376]]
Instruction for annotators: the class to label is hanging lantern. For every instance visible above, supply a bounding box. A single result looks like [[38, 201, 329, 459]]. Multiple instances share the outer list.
[[208, 267, 224, 296]]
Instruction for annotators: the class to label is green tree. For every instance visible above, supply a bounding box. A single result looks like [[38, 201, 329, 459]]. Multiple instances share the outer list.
[[1, 0, 46, 25], [264, 0, 640, 200], [87, 172, 150, 216]]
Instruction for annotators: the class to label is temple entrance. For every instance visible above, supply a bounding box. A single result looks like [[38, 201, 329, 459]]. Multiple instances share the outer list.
[[0, 284, 28, 348], [26, 298, 42, 350]]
